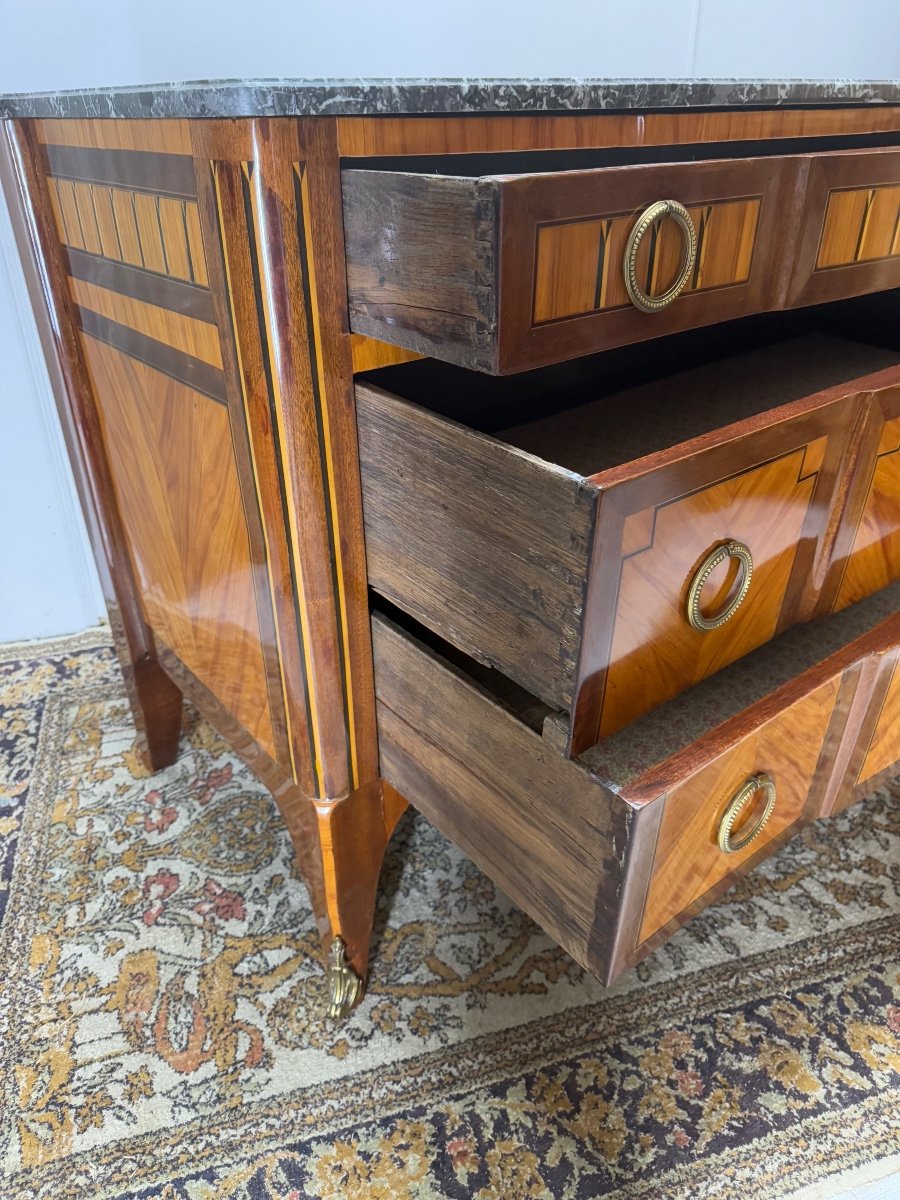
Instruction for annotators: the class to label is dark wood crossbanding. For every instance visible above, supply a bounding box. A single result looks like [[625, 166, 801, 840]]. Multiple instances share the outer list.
[[76, 306, 228, 402], [65, 247, 216, 320], [45, 142, 197, 197]]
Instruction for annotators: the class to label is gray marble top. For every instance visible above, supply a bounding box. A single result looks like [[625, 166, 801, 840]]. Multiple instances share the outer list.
[[2, 78, 900, 121]]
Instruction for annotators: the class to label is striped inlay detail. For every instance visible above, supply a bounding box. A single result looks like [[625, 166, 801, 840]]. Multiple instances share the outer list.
[[816, 184, 900, 270], [65, 247, 215, 321], [77, 307, 227, 403], [46, 144, 196, 198], [48, 176, 207, 287]]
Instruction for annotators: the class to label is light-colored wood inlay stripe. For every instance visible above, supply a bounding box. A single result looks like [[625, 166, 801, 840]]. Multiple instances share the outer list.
[[91, 185, 122, 260], [72, 181, 102, 256], [132, 193, 167, 274], [36, 117, 192, 155], [55, 178, 84, 250], [185, 202, 208, 286], [69, 276, 223, 368], [158, 196, 192, 281], [111, 188, 143, 266]]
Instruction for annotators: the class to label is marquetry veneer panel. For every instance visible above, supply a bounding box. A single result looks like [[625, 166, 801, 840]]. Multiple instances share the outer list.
[[816, 185, 900, 270], [533, 197, 761, 323], [84, 337, 278, 759], [46, 175, 207, 285]]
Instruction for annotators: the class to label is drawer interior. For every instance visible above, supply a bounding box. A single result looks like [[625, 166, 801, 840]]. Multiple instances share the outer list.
[[361, 303, 900, 473]]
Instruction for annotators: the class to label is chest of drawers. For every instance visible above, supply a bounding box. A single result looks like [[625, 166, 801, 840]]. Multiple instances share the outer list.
[[2, 78, 899, 1018]]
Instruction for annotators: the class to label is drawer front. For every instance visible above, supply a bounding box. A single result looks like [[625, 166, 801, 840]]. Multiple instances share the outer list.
[[373, 603, 900, 986], [344, 156, 793, 374], [589, 441, 827, 741], [789, 150, 900, 311], [345, 150, 900, 375], [638, 673, 841, 945], [498, 157, 790, 373], [833, 384, 900, 611]]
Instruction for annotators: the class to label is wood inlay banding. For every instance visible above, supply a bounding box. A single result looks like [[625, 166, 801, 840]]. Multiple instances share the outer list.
[[70, 277, 223, 367], [65, 247, 215, 321], [532, 197, 761, 324], [47, 177, 205, 285], [816, 184, 900, 270], [45, 143, 197, 198], [77, 306, 227, 403]]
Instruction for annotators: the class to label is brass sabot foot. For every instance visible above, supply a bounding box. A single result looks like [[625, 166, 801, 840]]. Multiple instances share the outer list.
[[325, 936, 363, 1019]]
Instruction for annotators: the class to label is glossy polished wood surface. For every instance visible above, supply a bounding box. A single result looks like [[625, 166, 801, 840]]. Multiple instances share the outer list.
[[7, 113, 401, 1005], [7, 102, 900, 1006], [84, 336, 280, 758], [639, 672, 840, 942], [834, 393, 900, 610], [857, 655, 900, 787], [0, 120, 185, 773], [336, 107, 900, 157], [789, 149, 900, 308]]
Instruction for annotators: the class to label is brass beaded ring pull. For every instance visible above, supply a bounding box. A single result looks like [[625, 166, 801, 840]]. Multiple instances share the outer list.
[[718, 773, 777, 854], [623, 199, 697, 313], [686, 539, 754, 633]]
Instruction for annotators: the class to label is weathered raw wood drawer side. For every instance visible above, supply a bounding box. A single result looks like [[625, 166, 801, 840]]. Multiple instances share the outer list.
[[357, 382, 597, 710]]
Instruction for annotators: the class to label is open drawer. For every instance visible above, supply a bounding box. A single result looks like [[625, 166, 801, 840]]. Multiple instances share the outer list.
[[343, 147, 900, 374], [373, 582, 900, 984], [358, 328, 900, 755]]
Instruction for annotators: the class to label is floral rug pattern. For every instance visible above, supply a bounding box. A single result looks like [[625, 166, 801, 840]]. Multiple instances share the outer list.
[[0, 628, 898, 1200]]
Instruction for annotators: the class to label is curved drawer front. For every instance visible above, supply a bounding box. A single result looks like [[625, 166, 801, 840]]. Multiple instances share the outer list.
[[372, 587, 900, 985], [344, 148, 900, 375], [359, 338, 900, 755], [789, 149, 900, 311]]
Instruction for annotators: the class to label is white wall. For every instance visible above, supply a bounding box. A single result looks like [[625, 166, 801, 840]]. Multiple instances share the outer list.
[[2, 0, 899, 640]]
